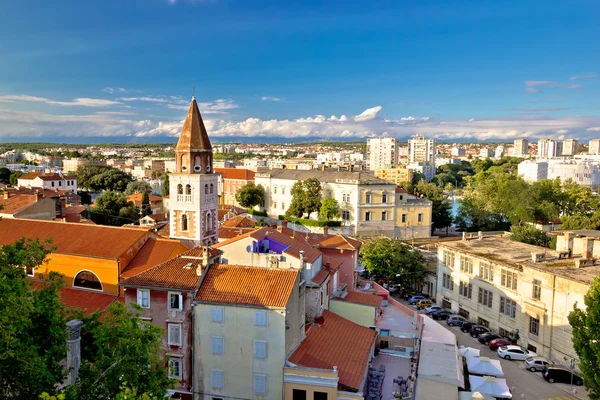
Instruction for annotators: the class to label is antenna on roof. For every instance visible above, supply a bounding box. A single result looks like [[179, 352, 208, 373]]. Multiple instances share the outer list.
[[192, 85, 195, 100]]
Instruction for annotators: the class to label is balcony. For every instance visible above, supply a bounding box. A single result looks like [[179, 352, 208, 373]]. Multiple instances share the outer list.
[[176, 194, 194, 203]]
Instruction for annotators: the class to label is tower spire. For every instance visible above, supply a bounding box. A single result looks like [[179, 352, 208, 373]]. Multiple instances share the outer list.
[[175, 97, 212, 152]]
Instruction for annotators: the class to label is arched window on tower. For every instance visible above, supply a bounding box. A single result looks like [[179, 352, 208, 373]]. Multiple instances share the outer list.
[[185, 184, 192, 195], [204, 184, 208, 194], [210, 183, 214, 194], [207, 212, 213, 233], [73, 270, 102, 291], [177, 184, 183, 195], [181, 214, 188, 231], [194, 154, 202, 172]]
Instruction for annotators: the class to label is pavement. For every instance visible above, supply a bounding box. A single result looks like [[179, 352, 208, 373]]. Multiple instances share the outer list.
[[394, 295, 590, 400]]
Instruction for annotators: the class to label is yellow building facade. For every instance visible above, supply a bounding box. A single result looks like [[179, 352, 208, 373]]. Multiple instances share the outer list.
[[374, 167, 414, 186]]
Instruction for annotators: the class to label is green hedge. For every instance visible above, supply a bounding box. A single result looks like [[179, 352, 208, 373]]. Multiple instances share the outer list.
[[278, 215, 342, 227], [247, 209, 268, 217]]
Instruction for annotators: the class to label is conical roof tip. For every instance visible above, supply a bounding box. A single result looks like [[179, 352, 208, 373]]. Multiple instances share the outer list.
[[175, 97, 212, 151]]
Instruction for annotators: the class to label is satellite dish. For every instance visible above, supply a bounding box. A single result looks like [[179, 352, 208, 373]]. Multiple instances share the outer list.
[[246, 245, 251, 253]]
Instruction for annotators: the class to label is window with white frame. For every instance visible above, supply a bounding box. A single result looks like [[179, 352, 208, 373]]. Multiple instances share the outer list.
[[211, 336, 224, 355], [168, 292, 182, 311], [365, 211, 372, 221], [254, 340, 267, 359], [532, 279, 541, 300], [24, 265, 34, 277], [137, 289, 150, 308], [211, 369, 224, 389], [382, 193, 388, 203], [168, 324, 182, 346], [401, 214, 407, 223], [273, 185, 278, 194], [341, 210, 350, 221], [460, 256, 473, 274], [381, 211, 387, 221], [479, 262, 493, 282], [442, 273, 454, 291], [254, 310, 268, 326], [478, 288, 493, 308], [418, 213, 423, 222], [168, 358, 182, 380], [529, 316, 540, 335], [500, 296, 516, 319], [501, 269, 518, 290], [281, 186, 286, 195], [254, 374, 267, 395], [210, 306, 224, 323], [365, 193, 372, 204], [459, 281, 472, 299], [342, 193, 350, 202]]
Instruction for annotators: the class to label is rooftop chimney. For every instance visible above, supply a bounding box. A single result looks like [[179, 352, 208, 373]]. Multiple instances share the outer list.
[[59, 197, 67, 217], [323, 226, 329, 235], [34, 191, 43, 202], [462, 232, 467, 241], [2, 191, 8, 200], [282, 220, 288, 228]]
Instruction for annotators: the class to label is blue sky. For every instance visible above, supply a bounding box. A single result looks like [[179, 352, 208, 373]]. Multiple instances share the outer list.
[[1, 0, 599, 142]]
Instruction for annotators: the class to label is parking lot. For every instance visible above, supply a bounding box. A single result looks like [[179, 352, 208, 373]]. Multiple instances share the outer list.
[[394, 294, 589, 400]]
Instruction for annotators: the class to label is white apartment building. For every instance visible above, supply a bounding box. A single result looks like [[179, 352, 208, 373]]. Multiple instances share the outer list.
[[451, 145, 466, 157], [479, 147, 494, 158], [547, 160, 600, 188], [538, 139, 563, 159], [562, 139, 579, 156], [367, 137, 398, 170], [494, 146, 505, 159], [513, 138, 529, 157], [588, 139, 600, 156], [17, 171, 78, 193], [406, 162, 436, 182], [408, 134, 435, 164], [517, 160, 548, 183], [436, 233, 598, 369]]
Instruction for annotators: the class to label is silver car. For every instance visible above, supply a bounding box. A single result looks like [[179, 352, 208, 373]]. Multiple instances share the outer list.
[[525, 356, 553, 372]]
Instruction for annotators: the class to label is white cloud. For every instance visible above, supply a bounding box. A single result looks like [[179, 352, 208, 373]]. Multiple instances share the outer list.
[[587, 127, 600, 132], [468, 118, 476, 122], [400, 116, 415, 121], [102, 87, 128, 94], [525, 87, 541, 93], [0, 94, 121, 107], [261, 96, 281, 101], [198, 99, 238, 114], [524, 80, 584, 90], [118, 96, 170, 103], [570, 73, 597, 80], [353, 106, 382, 122]]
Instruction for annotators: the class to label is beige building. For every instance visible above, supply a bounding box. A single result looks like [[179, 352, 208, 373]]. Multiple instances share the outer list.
[[254, 168, 432, 238], [436, 232, 600, 368], [513, 138, 529, 157], [62, 158, 85, 174], [408, 134, 435, 164], [562, 139, 579, 156], [374, 167, 413, 186], [589, 139, 600, 156], [367, 137, 398, 170], [193, 265, 304, 400]]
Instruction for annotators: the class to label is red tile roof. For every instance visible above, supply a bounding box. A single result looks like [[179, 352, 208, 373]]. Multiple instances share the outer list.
[[31, 281, 118, 317], [288, 310, 376, 391], [333, 291, 382, 307], [0, 219, 149, 259], [195, 264, 298, 308], [312, 268, 330, 285], [323, 256, 344, 271], [218, 227, 257, 239], [179, 246, 223, 258], [0, 193, 37, 214], [279, 224, 361, 250], [121, 256, 203, 291], [250, 228, 322, 263], [19, 172, 75, 181], [214, 168, 255, 181], [222, 215, 256, 228], [121, 238, 188, 278], [212, 229, 257, 249]]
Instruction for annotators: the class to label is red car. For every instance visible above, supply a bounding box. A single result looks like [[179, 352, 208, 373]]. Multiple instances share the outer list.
[[488, 338, 512, 350]]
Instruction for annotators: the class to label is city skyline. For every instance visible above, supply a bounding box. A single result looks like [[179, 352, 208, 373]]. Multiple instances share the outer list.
[[1, 0, 600, 142]]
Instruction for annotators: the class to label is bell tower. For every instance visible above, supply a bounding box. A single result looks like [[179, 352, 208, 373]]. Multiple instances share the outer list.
[[169, 97, 218, 245]]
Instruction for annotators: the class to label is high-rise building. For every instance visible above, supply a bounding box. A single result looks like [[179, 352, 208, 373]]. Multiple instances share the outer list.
[[366, 137, 398, 170], [494, 146, 505, 159], [408, 134, 435, 164], [480, 147, 494, 158], [537, 139, 562, 159], [589, 139, 600, 155], [451, 145, 466, 157], [562, 139, 579, 156], [169, 97, 219, 246], [513, 138, 529, 157]]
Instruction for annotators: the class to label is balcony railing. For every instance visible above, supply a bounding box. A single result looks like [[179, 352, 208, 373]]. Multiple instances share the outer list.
[[176, 194, 194, 203]]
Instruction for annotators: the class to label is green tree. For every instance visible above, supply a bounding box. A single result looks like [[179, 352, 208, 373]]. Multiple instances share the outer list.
[[9, 171, 23, 186], [286, 179, 322, 218], [0, 238, 67, 400], [235, 182, 265, 209], [509, 224, 552, 247], [76, 162, 112, 191], [569, 275, 600, 397], [64, 302, 173, 400], [0, 167, 11, 183], [319, 196, 340, 220], [141, 192, 151, 217], [90, 191, 139, 226], [91, 168, 133, 193], [162, 174, 169, 197], [415, 181, 453, 233], [124, 180, 152, 195], [359, 237, 425, 288]]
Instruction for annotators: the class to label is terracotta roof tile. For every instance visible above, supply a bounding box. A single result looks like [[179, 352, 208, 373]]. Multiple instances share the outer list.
[[334, 291, 382, 307], [212, 229, 257, 249], [19, 172, 75, 181], [179, 246, 223, 258], [0, 219, 149, 259], [218, 227, 257, 239], [195, 264, 298, 308], [214, 168, 255, 181], [31, 281, 118, 317], [121, 256, 203, 291], [0, 193, 37, 214], [323, 256, 344, 271], [312, 268, 330, 285], [288, 310, 376, 391], [148, 212, 167, 222], [222, 215, 256, 228], [121, 238, 188, 278], [250, 228, 322, 263]]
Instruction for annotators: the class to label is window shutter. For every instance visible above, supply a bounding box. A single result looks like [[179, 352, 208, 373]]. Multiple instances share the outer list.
[[137, 289, 142, 305], [255, 311, 268, 326], [254, 341, 267, 359], [169, 324, 181, 345], [254, 374, 267, 394], [211, 336, 224, 354], [177, 294, 183, 310], [211, 369, 224, 389], [211, 307, 224, 322]]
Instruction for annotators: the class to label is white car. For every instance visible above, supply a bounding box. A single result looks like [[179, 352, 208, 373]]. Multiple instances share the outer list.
[[424, 305, 442, 314], [497, 345, 537, 361]]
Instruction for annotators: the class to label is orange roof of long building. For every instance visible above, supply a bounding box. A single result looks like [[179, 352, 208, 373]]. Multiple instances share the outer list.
[[195, 264, 298, 308], [214, 168, 255, 181], [333, 290, 382, 307], [121, 255, 203, 291], [31, 281, 119, 317], [19, 172, 74, 181], [0, 193, 37, 214], [0, 218, 149, 260], [121, 238, 188, 278], [288, 310, 377, 392]]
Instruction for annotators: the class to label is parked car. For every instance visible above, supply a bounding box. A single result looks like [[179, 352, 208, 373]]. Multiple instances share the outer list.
[[431, 310, 453, 320], [424, 305, 442, 314], [416, 299, 433, 309], [408, 295, 425, 305], [543, 365, 583, 385], [497, 345, 537, 361], [460, 322, 475, 333], [446, 315, 467, 326], [477, 333, 503, 345], [525, 356, 553, 372], [488, 338, 512, 350], [469, 325, 490, 337]]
